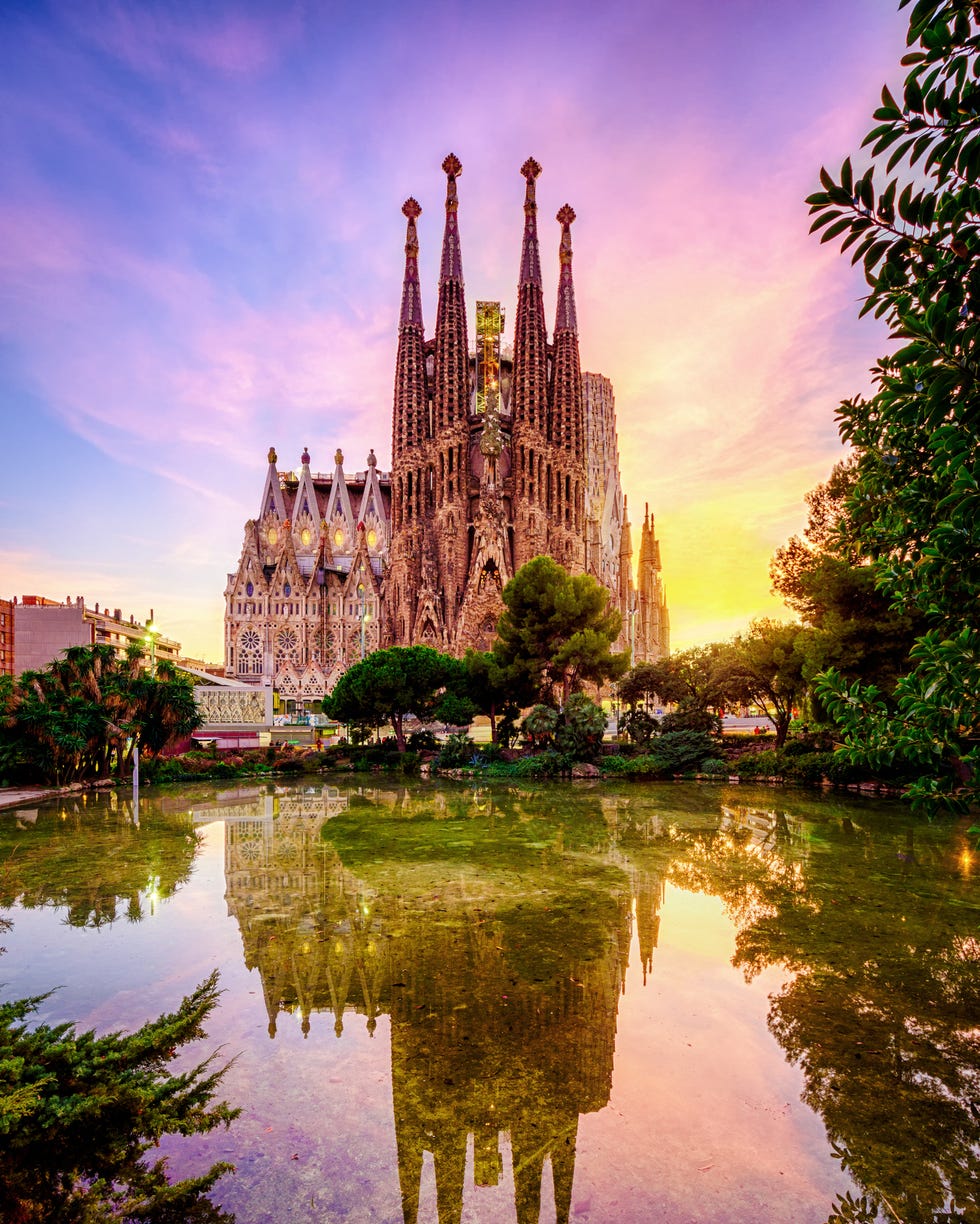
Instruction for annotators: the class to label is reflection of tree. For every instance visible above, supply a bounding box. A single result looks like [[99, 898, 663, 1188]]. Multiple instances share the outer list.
[[0, 792, 198, 928], [219, 782, 666, 1223], [660, 801, 980, 1224]]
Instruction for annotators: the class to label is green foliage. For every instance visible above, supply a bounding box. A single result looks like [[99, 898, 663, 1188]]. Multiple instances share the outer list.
[[461, 650, 532, 744], [554, 693, 607, 762], [720, 620, 809, 748], [0, 972, 238, 1222], [520, 703, 559, 747], [619, 647, 729, 736], [406, 729, 438, 752], [0, 647, 202, 786], [327, 646, 463, 751], [434, 732, 477, 769], [659, 707, 722, 736], [771, 458, 923, 705], [493, 557, 628, 706], [806, 0, 980, 809], [620, 708, 659, 747]]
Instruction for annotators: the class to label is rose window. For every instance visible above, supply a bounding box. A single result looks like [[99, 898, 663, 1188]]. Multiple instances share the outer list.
[[274, 628, 301, 668]]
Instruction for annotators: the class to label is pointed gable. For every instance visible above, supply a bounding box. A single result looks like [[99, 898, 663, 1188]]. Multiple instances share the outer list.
[[258, 446, 287, 521], [291, 446, 323, 578], [323, 448, 356, 561]]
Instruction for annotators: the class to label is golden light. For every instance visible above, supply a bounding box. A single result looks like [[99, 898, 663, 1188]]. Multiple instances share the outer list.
[[268, 527, 278, 546], [301, 527, 311, 546], [334, 528, 344, 547]]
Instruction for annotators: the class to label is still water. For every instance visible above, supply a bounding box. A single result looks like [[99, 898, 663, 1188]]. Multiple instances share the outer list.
[[1, 779, 977, 1224]]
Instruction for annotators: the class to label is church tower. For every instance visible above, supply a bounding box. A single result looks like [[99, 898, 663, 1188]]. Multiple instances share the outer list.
[[429, 153, 471, 642], [549, 204, 586, 571], [635, 505, 669, 662], [386, 197, 430, 646], [510, 158, 550, 571]]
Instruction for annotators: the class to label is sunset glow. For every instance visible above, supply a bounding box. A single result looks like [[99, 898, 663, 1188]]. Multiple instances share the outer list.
[[0, 1, 906, 658]]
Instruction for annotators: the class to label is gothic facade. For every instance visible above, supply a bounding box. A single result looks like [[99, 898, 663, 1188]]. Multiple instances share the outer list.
[[224, 156, 668, 696]]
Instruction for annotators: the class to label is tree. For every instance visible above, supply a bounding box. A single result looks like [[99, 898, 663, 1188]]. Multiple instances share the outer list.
[[326, 646, 462, 751], [0, 972, 238, 1222], [460, 650, 535, 744], [771, 458, 923, 700], [1, 645, 201, 787], [806, 0, 980, 809], [493, 557, 629, 707], [620, 646, 728, 718], [720, 620, 809, 748]]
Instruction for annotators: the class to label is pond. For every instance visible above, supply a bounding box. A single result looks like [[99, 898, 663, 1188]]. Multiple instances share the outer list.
[[1, 779, 977, 1224]]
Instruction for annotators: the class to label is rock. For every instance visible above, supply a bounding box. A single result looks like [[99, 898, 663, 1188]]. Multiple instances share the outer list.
[[571, 762, 600, 779]]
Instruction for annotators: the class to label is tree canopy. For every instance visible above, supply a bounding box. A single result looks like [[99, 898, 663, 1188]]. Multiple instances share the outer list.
[[806, 0, 980, 809], [326, 645, 464, 751], [719, 620, 809, 748], [493, 557, 629, 707], [0, 645, 201, 787], [771, 458, 923, 702]]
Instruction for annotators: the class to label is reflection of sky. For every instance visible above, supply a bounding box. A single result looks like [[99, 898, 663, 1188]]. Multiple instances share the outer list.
[[1, 2, 905, 654]]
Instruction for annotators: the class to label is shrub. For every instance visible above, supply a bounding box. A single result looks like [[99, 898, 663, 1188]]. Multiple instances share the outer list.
[[0, 972, 238, 1222], [555, 694, 607, 761], [407, 729, 438, 752], [660, 708, 722, 736], [648, 730, 717, 773], [434, 732, 477, 770]]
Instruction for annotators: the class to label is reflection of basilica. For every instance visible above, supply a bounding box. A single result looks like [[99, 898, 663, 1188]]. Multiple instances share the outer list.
[[197, 785, 665, 1223]]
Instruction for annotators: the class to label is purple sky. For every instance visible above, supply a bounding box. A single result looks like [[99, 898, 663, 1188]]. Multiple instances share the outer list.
[[0, 0, 907, 659]]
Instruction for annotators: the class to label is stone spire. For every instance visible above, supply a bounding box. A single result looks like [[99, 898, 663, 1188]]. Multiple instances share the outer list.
[[433, 154, 469, 432], [392, 197, 428, 466], [512, 157, 549, 439], [399, 197, 424, 330], [551, 204, 584, 461]]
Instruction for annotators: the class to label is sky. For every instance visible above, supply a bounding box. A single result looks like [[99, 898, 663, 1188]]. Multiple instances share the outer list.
[[0, 0, 910, 661]]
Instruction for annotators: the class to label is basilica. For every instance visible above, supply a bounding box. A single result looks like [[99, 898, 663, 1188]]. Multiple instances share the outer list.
[[223, 156, 668, 699]]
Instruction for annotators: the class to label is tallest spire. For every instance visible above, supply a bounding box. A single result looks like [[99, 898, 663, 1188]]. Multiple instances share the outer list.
[[512, 157, 549, 443], [519, 157, 543, 287], [439, 153, 464, 284], [433, 153, 470, 433]]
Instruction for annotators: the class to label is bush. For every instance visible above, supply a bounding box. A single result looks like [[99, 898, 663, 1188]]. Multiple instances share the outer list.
[[555, 694, 607, 762], [649, 730, 717, 773], [699, 757, 728, 776], [0, 972, 238, 1222], [660, 708, 722, 736], [407, 729, 438, 752], [434, 732, 477, 770]]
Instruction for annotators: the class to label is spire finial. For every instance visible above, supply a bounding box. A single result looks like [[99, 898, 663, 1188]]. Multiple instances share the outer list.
[[268, 446, 277, 465], [557, 204, 576, 263], [442, 153, 462, 213], [301, 446, 310, 466], [335, 448, 344, 467], [402, 196, 422, 221], [521, 157, 542, 211]]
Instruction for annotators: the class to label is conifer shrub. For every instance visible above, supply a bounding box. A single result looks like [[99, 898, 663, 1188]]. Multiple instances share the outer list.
[[0, 970, 238, 1222]]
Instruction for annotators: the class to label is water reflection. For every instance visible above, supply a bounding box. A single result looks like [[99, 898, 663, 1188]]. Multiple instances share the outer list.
[[0, 789, 198, 926], [2, 781, 977, 1224], [205, 783, 660, 1222]]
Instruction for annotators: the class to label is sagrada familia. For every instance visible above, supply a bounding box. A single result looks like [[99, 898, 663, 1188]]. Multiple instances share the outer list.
[[223, 156, 668, 698]]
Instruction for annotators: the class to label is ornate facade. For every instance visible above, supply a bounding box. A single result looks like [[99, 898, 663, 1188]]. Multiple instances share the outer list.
[[224, 156, 668, 696]]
